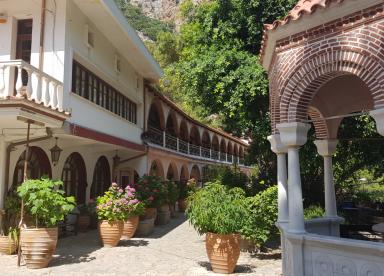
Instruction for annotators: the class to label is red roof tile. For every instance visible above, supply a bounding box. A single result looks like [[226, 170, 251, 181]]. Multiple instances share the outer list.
[[260, 0, 345, 65]]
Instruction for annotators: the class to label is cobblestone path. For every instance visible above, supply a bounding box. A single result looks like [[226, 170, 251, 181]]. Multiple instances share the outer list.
[[0, 214, 282, 276]]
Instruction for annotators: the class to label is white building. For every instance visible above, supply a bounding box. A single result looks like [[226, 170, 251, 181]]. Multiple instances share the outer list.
[[0, 0, 249, 208]]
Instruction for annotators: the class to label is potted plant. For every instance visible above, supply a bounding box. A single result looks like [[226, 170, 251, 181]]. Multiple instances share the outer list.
[[0, 194, 20, 255], [77, 202, 92, 232], [120, 185, 145, 240], [186, 182, 247, 274], [17, 178, 75, 269], [96, 183, 129, 247], [179, 178, 197, 212], [167, 181, 180, 218]]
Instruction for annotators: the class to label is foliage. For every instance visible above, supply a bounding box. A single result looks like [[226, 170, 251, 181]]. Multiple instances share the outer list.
[[304, 205, 325, 220], [179, 178, 198, 200], [240, 186, 278, 247], [17, 178, 76, 228], [96, 183, 145, 222], [114, 0, 173, 41], [134, 175, 168, 208], [186, 182, 247, 235], [1, 193, 20, 235], [166, 181, 180, 204]]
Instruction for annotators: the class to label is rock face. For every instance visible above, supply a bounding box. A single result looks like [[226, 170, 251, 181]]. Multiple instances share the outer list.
[[130, 0, 181, 22], [130, 0, 203, 23]]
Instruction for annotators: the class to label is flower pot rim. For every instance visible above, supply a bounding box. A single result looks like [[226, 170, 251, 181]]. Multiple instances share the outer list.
[[21, 227, 58, 231]]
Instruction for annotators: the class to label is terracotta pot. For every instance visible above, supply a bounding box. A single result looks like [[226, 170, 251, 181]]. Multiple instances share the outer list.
[[135, 218, 155, 237], [0, 235, 16, 255], [169, 204, 177, 218], [121, 216, 139, 240], [205, 232, 241, 274], [99, 220, 123, 247], [140, 207, 157, 220], [20, 227, 58, 269], [78, 215, 90, 232], [156, 204, 170, 225], [178, 199, 187, 212]]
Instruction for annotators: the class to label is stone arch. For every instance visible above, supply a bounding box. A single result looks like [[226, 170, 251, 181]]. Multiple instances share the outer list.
[[220, 139, 227, 153], [234, 144, 239, 157], [90, 156, 111, 199], [227, 142, 233, 155], [149, 159, 165, 179], [165, 111, 178, 137], [212, 135, 219, 151], [190, 165, 201, 182], [239, 147, 245, 158], [166, 162, 179, 180], [180, 164, 189, 181], [189, 125, 201, 146], [148, 100, 165, 130], [179, 120, 189, 141], [279, 50, 384, 124], [201, 131, 211, 148], [12, 146, 52, 188], [307, 107, 329, 139], [62, 152, 87, 204]]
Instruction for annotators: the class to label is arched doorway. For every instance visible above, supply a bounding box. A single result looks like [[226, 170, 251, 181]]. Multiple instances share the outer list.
[[220, 139, 227, 161], [90, 156, 111, 199], [166, 163, 178, 181], [190, 165, 201, 184], [12, 146, 52, 187], [149, 160, 164, 179], [165, 113, 178, 150], [189, 126, 201, 156], [147, 102, 165, 146], [212, 135, 219, 160], [62, 153, 87, 204], [179, 121, 189, 153], [201, 131, 211, 158]]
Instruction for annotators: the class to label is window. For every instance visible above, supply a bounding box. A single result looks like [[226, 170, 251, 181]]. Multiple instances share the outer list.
[[72, 60, 137, 124]]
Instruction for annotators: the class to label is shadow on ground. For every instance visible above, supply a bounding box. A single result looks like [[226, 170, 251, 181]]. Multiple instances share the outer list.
[[198, 261, 256, 274], [49, 231, 100, 267], [143, 212, 188, 239], [119, 239, 149, 247]]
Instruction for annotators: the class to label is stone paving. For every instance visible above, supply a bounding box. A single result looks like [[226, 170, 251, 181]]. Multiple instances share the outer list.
[[0, 214, 282, 276]]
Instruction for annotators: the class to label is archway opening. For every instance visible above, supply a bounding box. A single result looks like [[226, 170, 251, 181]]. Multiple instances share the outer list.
[[91, 156, 111, 200], [149, 160, 164, 179], [12, 146, 52, 188], [165, 113, 178, 150], [62, 152, 87, 204]]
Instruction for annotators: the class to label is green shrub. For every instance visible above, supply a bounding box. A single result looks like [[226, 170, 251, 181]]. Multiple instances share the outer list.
[[304, 205, 324, 220], [166, 181, 180, 204], [240, 186, 278, 247], [134, 175, 169, 207], [186, 182, 247, 235], [17, 178, 76, 228]]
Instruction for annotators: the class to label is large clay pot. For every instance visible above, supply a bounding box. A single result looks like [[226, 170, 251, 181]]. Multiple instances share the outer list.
[[99, 220, 123, 247], [20, 227, 58, 269], [0, 235, 16, 255], [78, 215, 90, 232], [121, 216, 139, 240], [169, 204, 177, 218], [178, 199, 187, 212], [205, 232, 241, 274], [156, 205, 170, 225], [135, 218, 155, 237], [140, 207, 157, 220]]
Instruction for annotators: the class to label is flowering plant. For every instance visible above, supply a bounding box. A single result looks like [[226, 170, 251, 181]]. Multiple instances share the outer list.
[[134, 175, 168, 208], [166, 181, 180, 204], [96, 183, 145, 222]]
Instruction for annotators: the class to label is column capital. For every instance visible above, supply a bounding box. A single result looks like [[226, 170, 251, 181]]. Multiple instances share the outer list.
[[267, 134, 287, 154], [370, 108, 384, 136], [314, 139, 338, 157], [276, 122, 311, 148]]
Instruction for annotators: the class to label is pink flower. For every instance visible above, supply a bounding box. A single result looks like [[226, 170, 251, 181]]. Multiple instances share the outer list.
[[118, 188, 124, 193], [112, 182, 118, 187], [148, 196, 154, 201]]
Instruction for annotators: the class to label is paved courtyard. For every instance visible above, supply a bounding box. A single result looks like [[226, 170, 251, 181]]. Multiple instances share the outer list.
[[0, 214, 282, 276]]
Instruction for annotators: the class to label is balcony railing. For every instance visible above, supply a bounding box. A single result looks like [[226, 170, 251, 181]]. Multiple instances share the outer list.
[[147, 127, 245, 165], [0, 60, 64, 111]]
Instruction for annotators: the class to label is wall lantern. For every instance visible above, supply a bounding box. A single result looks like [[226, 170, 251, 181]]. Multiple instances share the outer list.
[[113, 150, 120, 168], [50, 137, 62, 166], [0, 13, 8, 24]]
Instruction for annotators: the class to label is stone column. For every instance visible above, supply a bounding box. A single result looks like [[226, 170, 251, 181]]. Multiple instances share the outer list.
[[0, 139, 8, 209], [268, 134, 288, 275], [268, 134, 288, 223], [371, 108, 384, 136], [314, 140, 338, 218], [277, 122, 310, 234]]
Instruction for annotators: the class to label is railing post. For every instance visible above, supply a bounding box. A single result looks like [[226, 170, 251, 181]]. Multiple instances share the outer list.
[[42, 77, 50, 106], [56, 85, 63, 111], [163, 131, 166, 147], [188, 143, 190, 154], [199, 146, 202, 157], [0, 66, 5, 97], [177, 138, 179, 152], [30, 71, 41, 103], [25, 68, 33, 99], [49, 82, 58, 108], [15, 65, 23, 98]]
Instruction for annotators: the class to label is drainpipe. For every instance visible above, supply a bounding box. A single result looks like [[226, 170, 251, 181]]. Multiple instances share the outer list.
[[3, 128, 52, 203], [39, 0, 46, 70]]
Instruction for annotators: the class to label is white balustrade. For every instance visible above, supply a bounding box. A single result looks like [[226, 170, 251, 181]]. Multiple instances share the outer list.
[[0, 60, 63, 111]]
